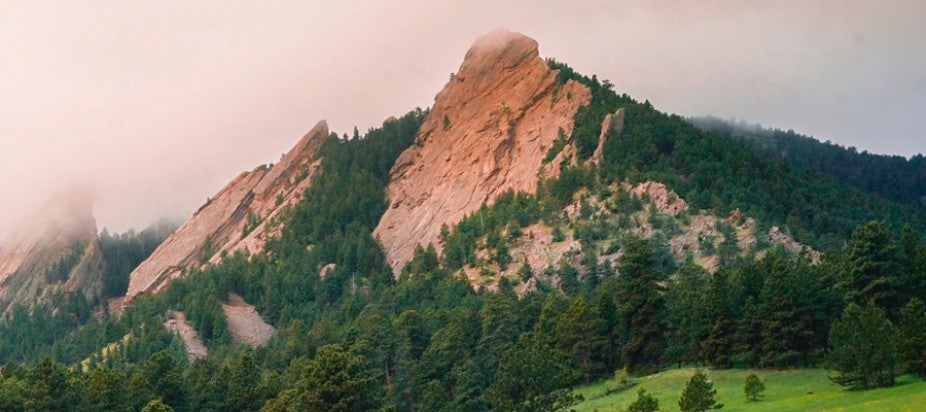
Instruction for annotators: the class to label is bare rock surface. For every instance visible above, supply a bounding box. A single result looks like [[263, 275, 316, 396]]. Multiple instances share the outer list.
[[126, 121, 329, 301], [0, 187, 104, 312], [589, 109, 624, 166], [374, 30, 591, 272], [164, 311, 207, 361], [632, 181, 689, 215], [221, 293, 276, 347]]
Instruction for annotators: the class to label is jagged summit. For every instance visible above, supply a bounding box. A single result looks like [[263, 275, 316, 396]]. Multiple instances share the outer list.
[[373, 30, 592, 272], [125, 120, 330, 300]]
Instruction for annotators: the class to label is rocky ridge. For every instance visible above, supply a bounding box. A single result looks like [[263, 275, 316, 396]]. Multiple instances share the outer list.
[[463, 181, 818, 291], [125, 121, 330, 300], [374, 30, 592, 272]]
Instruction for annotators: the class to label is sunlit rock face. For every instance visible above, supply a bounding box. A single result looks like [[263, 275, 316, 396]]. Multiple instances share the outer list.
[[126, 121, 329, 300], [374, 30, 591, 272]]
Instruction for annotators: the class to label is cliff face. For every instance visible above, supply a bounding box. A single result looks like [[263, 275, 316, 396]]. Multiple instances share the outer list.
[[0, 187, 104, 312], [125, 121, 329, 300], [374, 30, 591, 272]]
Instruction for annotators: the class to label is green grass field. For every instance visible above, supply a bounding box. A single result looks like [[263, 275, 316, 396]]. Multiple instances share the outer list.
[[573, 368, 926, 412]]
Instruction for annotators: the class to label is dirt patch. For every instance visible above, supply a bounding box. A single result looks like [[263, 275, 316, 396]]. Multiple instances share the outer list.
[[164, 311, 207, 361], [221, 293, 276, 347]]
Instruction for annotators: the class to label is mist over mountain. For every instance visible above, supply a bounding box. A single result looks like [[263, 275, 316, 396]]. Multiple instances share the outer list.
[[2, 1, 924, 238]]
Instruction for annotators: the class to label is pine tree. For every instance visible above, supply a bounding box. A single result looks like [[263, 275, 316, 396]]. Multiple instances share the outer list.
[[678, 370, 723, 411], [828, 304, 897, 389], [595, 294, 621, 372], [264, 344, 382, 411], [743, 373, 765, 402], [897, 298, 926, 379], [617, 237, 667, 374], [563, 297, 605, 382], [841, 221, 903, 317], [627, 387, 660, 412], [733, 297, 762, 367], [665, 264, 710, 366], [486, 336, 581, 412], [700, 271, 734, 369]]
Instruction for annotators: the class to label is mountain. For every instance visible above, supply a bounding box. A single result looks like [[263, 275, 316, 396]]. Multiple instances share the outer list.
[[1, 29, 924, 411], [125, 121, 329, 300], [689, 115, 926, 211], [0, 187, 105, 312], [374, 30, 592, 271]]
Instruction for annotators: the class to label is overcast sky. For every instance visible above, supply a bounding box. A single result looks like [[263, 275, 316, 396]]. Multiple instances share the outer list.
[[1, 1, 924, 235]]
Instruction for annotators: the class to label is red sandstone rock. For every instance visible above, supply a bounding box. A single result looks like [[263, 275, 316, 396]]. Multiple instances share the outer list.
[[373, 30, 591, 272], [125, 121, 329, 300]]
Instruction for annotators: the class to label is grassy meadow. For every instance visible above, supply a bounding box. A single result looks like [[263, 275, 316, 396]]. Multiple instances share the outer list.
[[573, 368, 926, 412]]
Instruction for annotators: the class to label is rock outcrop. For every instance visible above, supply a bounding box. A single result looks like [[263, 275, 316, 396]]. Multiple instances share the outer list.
[[374, 30, 592, 271], [126, 121, 330, 300], [0, 187, 104, 312], [632, 181, 689, 215], [589, 109, 624, 166]]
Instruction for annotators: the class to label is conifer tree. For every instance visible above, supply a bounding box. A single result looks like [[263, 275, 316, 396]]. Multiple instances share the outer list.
[[743, 373, 765, 402], [828, 304, 897, 389], [678, 370, 723, 411], [897, 298, 926, 379], [841, 221, 903, 317], [617, 237, 667, 374], [627, 387, 660, 412]]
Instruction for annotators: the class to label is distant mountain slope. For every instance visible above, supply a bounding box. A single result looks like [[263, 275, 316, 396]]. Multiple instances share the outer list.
[[689, 116, 926, 211], [545, 61, 926, 249], [0, 188, 104, 312]]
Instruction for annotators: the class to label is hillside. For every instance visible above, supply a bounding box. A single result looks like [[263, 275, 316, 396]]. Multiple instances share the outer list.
[[690, 116, 926, 212], [0, 30, 923, 412]]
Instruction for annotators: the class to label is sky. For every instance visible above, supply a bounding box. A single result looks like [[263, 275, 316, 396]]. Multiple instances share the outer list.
[[1, 1, 924, 235]]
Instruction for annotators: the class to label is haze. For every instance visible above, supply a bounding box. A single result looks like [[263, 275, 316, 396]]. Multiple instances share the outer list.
[[1, 1, 924, 236]]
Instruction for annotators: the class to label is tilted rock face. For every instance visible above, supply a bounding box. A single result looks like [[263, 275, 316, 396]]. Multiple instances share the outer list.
[[126, 121, 329, 300], [0, 187, 104, 312], [374, 30, 592, 271], [589, 109, 624, 166]]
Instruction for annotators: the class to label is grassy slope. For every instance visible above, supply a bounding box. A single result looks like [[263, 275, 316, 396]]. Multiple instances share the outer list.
[[574, 368, 926, 412]]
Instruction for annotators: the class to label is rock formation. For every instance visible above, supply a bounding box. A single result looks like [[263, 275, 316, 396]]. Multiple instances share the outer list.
[[589, 109, 624, 166], [125, 121, 330, 300], [0, 187, 105, 312], [632, 181, 689, 215], [374, 29, 592, 272]]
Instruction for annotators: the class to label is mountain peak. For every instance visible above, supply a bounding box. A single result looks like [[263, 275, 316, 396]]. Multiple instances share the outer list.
[[460, 29, 539, 74], [374, 30, 592, 272]]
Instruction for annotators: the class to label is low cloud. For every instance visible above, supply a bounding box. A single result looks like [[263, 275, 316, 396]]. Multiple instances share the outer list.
[[1, 1, 924, 235]]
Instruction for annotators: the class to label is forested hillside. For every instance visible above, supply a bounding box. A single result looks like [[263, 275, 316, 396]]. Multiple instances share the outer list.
[[0, 34, 924, 412], [689, 116, 926, 212]]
